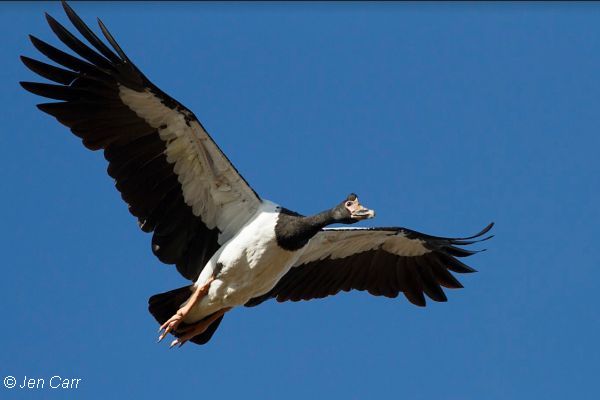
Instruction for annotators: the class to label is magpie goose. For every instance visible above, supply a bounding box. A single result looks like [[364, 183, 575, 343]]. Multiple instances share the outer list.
[[21, 1, 493, 348]]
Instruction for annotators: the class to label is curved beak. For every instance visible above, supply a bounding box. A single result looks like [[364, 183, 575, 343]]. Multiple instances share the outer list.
[[350, 204, 376, 220]]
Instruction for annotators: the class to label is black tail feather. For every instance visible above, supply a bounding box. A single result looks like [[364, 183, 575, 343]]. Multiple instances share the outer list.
[[148, 285, 191, 325], [189, 315, 224, 345]]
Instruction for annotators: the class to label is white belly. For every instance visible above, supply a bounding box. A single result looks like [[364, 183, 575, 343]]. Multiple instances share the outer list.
[[185, 201, 300, 322]]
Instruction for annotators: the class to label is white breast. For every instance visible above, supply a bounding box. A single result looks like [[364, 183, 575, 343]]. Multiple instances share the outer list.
[[185, 201, 301, 322]]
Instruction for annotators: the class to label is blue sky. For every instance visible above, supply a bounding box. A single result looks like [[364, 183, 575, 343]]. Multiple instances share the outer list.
[[1, 1, 599, 399]]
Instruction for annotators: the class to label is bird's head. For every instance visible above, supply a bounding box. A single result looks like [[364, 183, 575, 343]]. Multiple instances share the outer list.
[[331, 193, 376, 224]]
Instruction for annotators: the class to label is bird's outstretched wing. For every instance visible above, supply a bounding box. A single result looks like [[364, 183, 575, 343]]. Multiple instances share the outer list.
[[246, 223, 493, 307], [21, 1, 262, 280]]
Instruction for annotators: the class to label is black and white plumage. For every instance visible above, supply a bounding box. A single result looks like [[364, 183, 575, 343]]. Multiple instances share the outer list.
[[22, 1, 493, 347], [247, 224, 493, 307]]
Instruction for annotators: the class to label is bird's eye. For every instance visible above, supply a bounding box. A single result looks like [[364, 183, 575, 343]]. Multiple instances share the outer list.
[[346, 201, 353, 207]]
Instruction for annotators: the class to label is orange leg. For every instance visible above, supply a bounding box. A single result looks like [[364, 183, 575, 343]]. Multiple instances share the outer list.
[[169, 307, 232, 348], [157, 276, 215, 343]]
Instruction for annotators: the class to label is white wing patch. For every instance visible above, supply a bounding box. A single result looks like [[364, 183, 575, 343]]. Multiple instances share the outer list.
[[119, 86, 260, 243], [295, 228, 430, 267]]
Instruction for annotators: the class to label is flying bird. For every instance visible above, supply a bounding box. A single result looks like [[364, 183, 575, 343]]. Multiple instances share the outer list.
[[21, 1, 493, 348]]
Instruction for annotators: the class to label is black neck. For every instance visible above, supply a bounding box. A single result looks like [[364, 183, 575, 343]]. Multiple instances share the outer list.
[[303, 209, 335, 230], [275, 208, 335, 251]]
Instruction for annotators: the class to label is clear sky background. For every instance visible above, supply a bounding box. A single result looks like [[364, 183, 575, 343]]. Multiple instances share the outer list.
[[1, 1, 599, 399]]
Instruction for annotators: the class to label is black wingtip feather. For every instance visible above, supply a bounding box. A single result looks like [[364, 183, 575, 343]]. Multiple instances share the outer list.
[[439, 222, 495, 244], [471, 222, 494, 238], [97, 17, 131, 63], [35, 102, 55, 114], [443, 246, 482, 258], [29, 34, 99, 75], [449, 234, 494, 246], [20, 55, 78, 85], [447, 222, 495, 241], [443, 255, 478, 274], [435, 270, 464, 289], [20, 81, 80, 101], [61, 0, 122, 64], [45, 12, 114, 72], [35, 102, 64, 121], [404, 292, 427, 307], [415, 260, 448, 302]]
